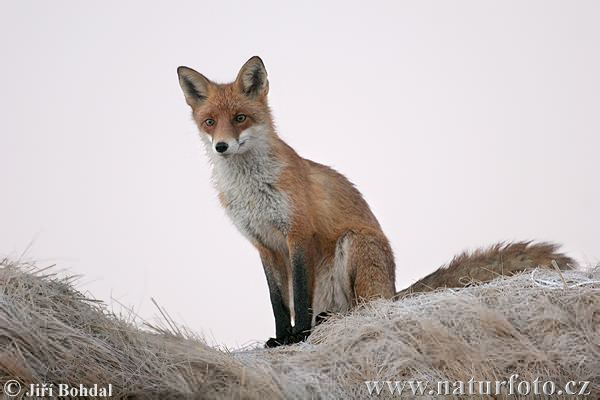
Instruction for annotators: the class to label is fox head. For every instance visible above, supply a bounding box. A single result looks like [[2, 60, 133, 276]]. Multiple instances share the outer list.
[[177, 56, 273, 157]]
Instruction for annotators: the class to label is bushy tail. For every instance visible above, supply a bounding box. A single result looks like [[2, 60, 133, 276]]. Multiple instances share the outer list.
[[395, 241, 576, 298]]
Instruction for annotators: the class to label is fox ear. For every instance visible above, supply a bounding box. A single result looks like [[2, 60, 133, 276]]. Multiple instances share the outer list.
[[236, 56, 269, 98], [177, 66, 210, 107]]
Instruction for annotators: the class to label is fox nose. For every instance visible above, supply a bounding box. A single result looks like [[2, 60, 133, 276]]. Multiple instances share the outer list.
[[215, 142, 229, 153]]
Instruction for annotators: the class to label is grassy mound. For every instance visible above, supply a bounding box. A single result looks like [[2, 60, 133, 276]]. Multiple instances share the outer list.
[[0, 260, 598, 399]]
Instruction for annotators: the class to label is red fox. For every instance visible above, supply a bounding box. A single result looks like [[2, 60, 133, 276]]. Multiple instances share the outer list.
[[177, 57, 575, 347]]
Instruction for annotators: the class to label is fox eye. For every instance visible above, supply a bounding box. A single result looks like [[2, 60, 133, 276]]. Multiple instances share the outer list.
[[204, 118, 215, 127], [234, 114, 247, 123]]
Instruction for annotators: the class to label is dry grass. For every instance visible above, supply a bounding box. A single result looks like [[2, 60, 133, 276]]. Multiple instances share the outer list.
[[1, 259, 599, 399]]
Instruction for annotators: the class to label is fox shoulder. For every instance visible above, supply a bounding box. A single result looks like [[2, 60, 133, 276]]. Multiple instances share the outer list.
[[395, 241, 577, 298]]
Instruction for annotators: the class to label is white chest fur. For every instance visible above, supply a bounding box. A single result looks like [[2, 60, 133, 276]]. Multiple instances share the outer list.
[[210, 146, 290, 253]]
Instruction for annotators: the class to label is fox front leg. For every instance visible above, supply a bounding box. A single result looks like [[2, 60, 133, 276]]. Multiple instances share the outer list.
[[260, 254, 292, 348], [283, 247, 314, 345]]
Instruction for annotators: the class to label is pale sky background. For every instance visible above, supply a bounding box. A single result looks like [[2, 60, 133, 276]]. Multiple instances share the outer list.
[[1, 1, 598, 348]]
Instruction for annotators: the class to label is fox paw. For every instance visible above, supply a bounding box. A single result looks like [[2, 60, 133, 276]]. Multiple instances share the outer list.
[[283, 330, 311, 345], [265, 330, 311, 348], [265, 337, 285, 348]]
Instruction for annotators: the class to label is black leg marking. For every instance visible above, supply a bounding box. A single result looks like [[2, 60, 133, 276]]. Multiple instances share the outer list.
[[291, 250, 312, 334], [262, 262, 292, 340]]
